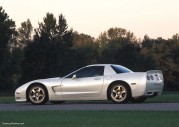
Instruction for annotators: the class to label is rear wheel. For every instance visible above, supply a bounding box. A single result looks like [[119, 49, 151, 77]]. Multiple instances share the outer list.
[[27, 84, 48, 105], [131, 97, 147, 103], [50, 101, 65, 104], [108, 83, 131, 104]]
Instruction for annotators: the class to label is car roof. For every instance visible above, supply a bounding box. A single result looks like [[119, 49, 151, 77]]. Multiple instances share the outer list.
[[86, 64, 122, 67]]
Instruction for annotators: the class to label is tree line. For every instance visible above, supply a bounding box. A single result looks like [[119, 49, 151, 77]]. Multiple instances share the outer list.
[[0, 7, 179, 95]]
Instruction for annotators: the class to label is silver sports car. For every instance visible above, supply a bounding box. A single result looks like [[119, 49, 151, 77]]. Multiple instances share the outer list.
[[15, 64, 164, 105]]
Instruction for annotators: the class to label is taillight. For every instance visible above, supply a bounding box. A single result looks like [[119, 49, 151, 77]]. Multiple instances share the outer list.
[[150, 75, 154, 80], [147, 74, 155, 80], [147, 75, 150, 80], [155, 74, 159, 80]]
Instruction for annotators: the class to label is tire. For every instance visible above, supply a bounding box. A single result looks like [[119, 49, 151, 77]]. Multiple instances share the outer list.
[[50, 101, 65, 104], [131, 97, 147, 103], [27, 84, 48, 105], [108, 83, 131, 104]]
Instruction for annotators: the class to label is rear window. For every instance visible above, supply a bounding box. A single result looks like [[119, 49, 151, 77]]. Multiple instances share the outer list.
[[111, 65, 133, 74]]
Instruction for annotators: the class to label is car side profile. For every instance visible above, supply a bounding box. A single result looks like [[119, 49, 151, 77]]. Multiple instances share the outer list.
[[15, 64, 164, 105]]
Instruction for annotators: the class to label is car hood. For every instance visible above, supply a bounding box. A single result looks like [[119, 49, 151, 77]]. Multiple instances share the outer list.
[[34, 77, 62, 82]]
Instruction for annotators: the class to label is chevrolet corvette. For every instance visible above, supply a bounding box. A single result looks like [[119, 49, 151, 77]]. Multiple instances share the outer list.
[[15, 64, 164, 105]]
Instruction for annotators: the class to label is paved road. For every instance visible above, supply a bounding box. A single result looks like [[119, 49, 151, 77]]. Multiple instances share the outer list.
[[0, 102, 179, 111]]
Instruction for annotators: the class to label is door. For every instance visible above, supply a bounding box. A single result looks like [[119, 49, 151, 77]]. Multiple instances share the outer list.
[[61, 66, 104, 99]]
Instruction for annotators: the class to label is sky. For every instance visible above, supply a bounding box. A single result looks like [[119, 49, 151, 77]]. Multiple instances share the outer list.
[[1, 0, 179, 39]]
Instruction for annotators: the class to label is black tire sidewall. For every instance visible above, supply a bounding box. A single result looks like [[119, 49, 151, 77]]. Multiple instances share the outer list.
[[108, 83, 131, 104], [26, 84, 48, 105]]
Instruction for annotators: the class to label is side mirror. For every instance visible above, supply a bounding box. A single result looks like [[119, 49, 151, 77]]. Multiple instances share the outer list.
[[72, 74, 77, 79]]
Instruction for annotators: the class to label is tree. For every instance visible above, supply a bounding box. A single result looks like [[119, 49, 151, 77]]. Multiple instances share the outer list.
[[97, 27, 137, 46], [21, 13, 74, 83], [71, 32, 98, 68], [0, 6, 16, 92], [16, 19, 33, 49], [34, 13, 56, 41], [56, 14, 73, 47], [74, 42, 99, 68], [73, 32, 95, 47], [97, 27, 142, 71], [142, 34, 155, 48], [172, 33, 179, 42], [0, 6, 16, 69]]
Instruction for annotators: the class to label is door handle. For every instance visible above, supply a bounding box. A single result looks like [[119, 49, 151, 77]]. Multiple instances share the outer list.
[[94, 77, 101, 80]]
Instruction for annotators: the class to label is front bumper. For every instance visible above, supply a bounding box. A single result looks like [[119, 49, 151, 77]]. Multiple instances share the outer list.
[[15, 85, 27, 102], [15, 92, 27, 102]]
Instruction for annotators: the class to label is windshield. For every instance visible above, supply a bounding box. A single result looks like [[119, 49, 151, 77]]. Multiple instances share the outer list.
[[111, 65, 133, 74]]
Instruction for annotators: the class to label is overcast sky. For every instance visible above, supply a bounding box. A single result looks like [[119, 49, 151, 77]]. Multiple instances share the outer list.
[[1, 0, 179, 39]]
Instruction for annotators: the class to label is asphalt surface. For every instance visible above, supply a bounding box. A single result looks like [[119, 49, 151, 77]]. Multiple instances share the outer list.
[[0, 102, 179, 111]]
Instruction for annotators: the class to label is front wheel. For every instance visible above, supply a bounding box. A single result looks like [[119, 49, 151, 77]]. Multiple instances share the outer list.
[[108, 83, 131, 104], [27, 84, 48, 105]]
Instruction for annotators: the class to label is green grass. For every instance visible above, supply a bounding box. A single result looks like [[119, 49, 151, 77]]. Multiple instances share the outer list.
[[0, 92, 179, 104], [0, 96, 15, 103], [0, 111, 179, 127], [145, 92, 179, 103]]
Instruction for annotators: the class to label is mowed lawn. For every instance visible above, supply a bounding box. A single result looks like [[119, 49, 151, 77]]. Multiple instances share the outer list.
[[146, 92, 179, 103], [0, 111, 179, 127]]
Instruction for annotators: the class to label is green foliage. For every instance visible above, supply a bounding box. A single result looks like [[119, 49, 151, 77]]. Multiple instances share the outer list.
[[97, 27, 144, 71], [21, 13, 74, 83], [0, 6, 17, 93], [72, 32, 98, 68], [73, 32, 95, 47], [16, 19, 33, 48]]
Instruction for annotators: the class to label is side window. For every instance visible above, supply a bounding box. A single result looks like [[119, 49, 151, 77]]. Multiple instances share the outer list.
[[76, 67, 93, 78], [92, 66, 104, 77], [66, 66, 104, 78]]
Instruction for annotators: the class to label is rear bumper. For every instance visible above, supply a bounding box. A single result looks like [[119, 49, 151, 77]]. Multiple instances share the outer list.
[[144, 81, 164, 97], [144, 70, 164, 97]]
